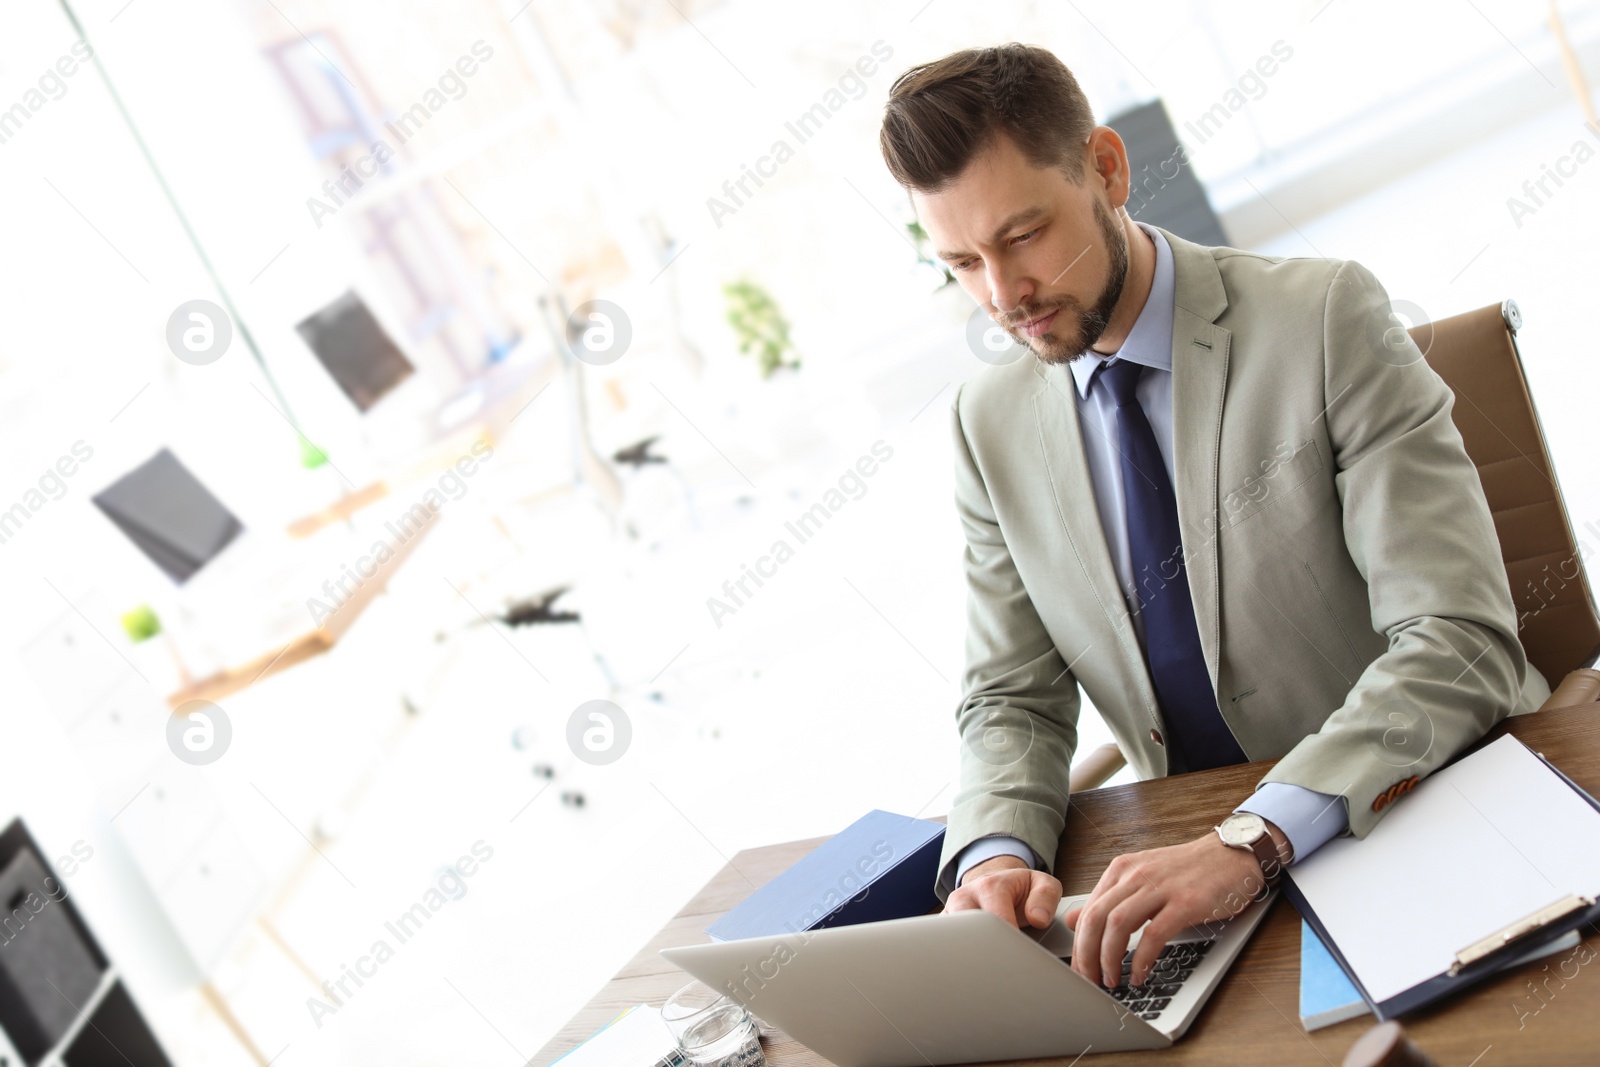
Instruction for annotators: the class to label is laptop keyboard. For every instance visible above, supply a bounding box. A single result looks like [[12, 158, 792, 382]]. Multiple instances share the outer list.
[[1102, 938, 1213, 1021]]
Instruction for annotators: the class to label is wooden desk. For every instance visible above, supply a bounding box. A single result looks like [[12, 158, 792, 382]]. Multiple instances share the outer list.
[[531, 704, 1600, 1066]]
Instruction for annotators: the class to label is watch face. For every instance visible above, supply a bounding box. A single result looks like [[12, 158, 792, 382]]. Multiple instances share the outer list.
[[1218, 812, 1266, 846]]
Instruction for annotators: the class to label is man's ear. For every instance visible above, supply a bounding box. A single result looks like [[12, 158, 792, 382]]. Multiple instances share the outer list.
[[1085, 126, 1131, 210]]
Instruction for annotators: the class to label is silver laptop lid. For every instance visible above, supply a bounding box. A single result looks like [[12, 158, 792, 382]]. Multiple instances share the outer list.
[[662, 908, 1170, 1067]]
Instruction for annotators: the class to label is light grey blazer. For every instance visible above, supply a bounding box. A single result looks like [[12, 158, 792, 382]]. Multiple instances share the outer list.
[[938, 226, 1549, 897]]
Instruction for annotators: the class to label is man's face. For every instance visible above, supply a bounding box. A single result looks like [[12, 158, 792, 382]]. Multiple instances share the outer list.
[[914, 132, 1129, 364]]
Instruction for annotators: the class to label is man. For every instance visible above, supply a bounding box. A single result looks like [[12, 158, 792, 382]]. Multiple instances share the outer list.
[[878, 44, 1549, 991]]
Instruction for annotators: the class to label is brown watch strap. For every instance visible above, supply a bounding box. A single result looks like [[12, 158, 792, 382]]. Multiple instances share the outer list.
[[1248, 832, 1284, 882]]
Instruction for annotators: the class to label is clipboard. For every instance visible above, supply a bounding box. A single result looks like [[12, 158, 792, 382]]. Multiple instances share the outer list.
[[1282, 735, 1600, 1021]]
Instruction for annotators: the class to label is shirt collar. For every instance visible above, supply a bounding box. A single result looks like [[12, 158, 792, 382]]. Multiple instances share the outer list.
[[1068, 223, 1175, 400]]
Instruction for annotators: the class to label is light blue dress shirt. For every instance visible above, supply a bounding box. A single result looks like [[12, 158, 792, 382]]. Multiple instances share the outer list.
[[954, 224, 1348, 889]]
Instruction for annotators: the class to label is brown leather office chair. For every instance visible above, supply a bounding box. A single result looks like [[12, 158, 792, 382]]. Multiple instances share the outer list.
[[1067, 298, 1600, 794], [1411, 300, 1600, 708]]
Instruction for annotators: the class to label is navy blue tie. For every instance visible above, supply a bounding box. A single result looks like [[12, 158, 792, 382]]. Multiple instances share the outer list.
[[1093, 358, 1246, 773]]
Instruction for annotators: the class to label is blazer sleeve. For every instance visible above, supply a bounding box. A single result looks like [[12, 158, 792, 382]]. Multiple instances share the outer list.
[[936, 385, 1080, 902], [1256, 259, 1528, 837]]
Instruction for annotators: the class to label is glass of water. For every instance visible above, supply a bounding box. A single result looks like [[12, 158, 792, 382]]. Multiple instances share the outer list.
[[662, 980, 766, 1067]]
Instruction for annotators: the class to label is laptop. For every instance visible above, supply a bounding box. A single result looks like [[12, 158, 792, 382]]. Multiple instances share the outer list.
[[661, 890, 1276, 1066]]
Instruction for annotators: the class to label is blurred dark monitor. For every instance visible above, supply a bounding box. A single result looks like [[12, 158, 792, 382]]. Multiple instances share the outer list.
[[92, 448, 243, 585], [0, 847, 103, 1061], [1106, 98, 1230, 247], [0, 819, 172, 1067], [295, 290, 414, 412]]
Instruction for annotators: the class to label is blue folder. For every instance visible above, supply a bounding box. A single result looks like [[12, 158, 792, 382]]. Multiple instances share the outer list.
[[1299, 916, 1583, 1032], [706, 810, 945, 942], [1299, 920, 1372, 1031]]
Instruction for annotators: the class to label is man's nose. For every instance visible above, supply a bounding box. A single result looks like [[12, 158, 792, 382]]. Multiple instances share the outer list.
[[987, 264, 1033, 319]]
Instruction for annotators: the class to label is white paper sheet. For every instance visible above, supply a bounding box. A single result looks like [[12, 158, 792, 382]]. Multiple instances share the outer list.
[[1287, 735, 1600, 1004]]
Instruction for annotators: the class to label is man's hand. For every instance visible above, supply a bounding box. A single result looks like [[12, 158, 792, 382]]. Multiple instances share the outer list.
[[1062, 824, 1288, 988], [944, 854, 1062, 930]]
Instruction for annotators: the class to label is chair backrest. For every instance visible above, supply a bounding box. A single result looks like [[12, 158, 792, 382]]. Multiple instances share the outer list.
[[1411, 300, 1600, 685], [1107, 99, 1229, 247]]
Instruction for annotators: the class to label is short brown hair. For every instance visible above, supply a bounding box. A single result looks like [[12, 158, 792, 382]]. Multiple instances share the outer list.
[[879, 44, 1096, 193]]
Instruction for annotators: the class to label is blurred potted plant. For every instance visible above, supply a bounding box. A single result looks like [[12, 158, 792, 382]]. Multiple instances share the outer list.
[[907, 219, 956, 290], [121, 604, 162, 642], [907, 217, 978, 326], [120, 603, 193, 690], [723, 278, 799, 378], [299, 433, 330, 469]]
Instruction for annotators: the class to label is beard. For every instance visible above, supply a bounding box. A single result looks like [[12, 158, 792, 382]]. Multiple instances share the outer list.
[[998, 198, 1129, 365]]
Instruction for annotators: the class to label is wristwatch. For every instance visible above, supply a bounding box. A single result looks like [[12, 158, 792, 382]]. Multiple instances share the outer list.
[[1214, 812, 1289, 884]]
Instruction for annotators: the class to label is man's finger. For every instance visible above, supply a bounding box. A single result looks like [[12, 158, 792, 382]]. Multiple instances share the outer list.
[[943, 889, 980, 913], [1100, 887, 1159, 989], [1023, 873, 1062, 928], [1071, 877, 1140, 987], [971, 879, 1023, 929], [1081, 855, 1127, 910], [1129, 910, 1185, 987]]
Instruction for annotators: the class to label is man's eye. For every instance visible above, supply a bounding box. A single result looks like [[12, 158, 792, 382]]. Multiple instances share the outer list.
[[952, 259, 978, 273], [1011, 229, 1038, 245]]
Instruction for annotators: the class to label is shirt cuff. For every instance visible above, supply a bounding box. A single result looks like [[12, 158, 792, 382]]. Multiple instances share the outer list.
[[951, 835, 1040, 891], [1235, 782, 1349, 864]]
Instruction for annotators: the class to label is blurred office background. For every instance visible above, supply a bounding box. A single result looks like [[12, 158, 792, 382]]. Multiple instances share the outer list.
[[0, 0, 1595, 1062]]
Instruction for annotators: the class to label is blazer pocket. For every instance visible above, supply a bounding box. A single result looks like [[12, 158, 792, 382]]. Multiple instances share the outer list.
[[1222, 439, 1324, 527]]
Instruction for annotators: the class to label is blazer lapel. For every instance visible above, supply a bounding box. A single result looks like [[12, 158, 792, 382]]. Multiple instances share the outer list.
[[1163, 228, 1232, 689], [1031, 363, 1159, 721]]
